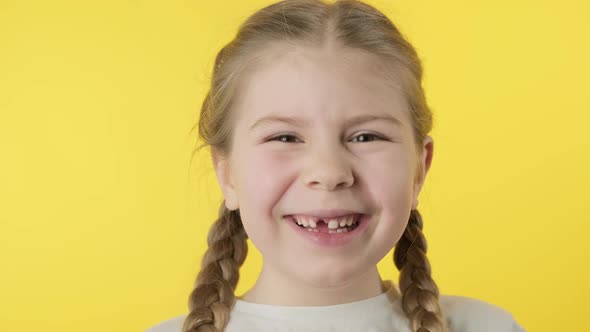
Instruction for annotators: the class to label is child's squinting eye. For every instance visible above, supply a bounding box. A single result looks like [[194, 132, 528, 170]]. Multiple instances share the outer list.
[[351, 133, 384, 143], [267, 132, 385, 143]]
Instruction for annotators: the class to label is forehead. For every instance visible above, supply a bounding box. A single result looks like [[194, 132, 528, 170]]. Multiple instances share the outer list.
[[232, 44, 410, 128]]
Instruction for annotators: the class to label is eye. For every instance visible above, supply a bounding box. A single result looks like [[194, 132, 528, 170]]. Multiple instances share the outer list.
[[267, 134, 301, 143], [350, 132, 384, 143]]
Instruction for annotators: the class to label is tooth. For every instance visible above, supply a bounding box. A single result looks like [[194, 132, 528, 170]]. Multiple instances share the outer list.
[[296, 218, 303, 226], [346, 216, 353, 226], [339, 218, 347, 227], [327, 219, 339, 229], [301, 217, 309, 227], [308, 219, 317, 228]]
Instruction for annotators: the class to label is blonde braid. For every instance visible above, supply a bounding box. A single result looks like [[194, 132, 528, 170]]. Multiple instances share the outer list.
[[393, 209, 448, 332], [182, 204, 248, 332]]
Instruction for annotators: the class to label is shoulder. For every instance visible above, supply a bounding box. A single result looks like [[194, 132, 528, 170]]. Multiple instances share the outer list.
[[145, 315, 186, 332], [439, 294, 525, 332]]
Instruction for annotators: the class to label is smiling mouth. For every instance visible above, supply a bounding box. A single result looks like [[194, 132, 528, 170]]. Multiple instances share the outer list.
[[287, 214, 363, 234]]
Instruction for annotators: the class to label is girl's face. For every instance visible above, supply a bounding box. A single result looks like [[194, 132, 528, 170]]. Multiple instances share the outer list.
[[213, 45, 433, 288]]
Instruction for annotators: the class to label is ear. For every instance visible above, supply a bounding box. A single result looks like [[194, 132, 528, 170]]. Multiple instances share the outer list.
[[411, 135, 434, 210], [211, 148, 239, 211]]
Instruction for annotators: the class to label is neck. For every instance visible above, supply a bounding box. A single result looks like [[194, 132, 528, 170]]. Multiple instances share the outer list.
[[239, 263, 385, 306]]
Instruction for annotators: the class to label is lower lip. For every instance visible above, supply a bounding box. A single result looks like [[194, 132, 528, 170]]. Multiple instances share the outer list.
[[284, 214, 371, 248]]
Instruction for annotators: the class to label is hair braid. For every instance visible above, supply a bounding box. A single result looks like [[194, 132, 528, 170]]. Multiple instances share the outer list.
[[393, 209, 448, 332], [182, 204, 248, 332]]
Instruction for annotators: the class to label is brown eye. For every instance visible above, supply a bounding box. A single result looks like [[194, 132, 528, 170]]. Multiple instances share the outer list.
[[351, 133, 383, 143], [268, 134, 300, 143]]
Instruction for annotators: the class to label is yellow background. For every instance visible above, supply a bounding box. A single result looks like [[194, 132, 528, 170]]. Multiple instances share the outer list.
[[1, 0, 588, 331]]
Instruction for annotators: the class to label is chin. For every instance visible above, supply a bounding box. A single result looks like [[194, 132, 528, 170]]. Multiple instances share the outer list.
[[292, 262, 363, 288]]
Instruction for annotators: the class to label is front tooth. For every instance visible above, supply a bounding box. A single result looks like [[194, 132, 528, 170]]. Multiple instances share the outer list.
[[327, 219, 339, 229], [308, 219, 317, 228]]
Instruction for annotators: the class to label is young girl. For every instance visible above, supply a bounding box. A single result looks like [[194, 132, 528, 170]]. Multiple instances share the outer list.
[[148, 0, 525, 331]]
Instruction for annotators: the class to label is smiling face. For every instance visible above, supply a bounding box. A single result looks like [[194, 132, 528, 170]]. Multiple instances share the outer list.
[[212, 44, 433, 290]]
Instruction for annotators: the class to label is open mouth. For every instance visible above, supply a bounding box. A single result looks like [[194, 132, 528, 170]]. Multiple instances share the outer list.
[[287, 214, 363, 234]]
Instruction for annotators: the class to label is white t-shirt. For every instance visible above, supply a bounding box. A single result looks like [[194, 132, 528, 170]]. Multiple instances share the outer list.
[[146, 281, 525, 332]]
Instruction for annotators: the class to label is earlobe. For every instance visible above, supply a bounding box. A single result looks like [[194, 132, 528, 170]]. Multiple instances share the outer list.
[[211, 149, 239, 211]]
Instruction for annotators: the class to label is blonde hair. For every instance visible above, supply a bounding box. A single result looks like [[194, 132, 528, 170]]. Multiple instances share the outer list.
[[186, 1, 447, 331]]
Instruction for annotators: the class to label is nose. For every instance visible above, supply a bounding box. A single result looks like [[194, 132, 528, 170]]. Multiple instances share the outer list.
[[301, 148, 354, 191]]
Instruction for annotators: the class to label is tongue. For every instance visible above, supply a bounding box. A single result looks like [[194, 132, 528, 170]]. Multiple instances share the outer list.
[[314, 220, 331, 232]]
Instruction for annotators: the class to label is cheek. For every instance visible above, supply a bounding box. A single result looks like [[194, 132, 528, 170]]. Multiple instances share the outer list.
[[366, 153, 415, 247], [367, 151, 414, 197], [233, 151, 294, 238], [237, 151, 293, 194]]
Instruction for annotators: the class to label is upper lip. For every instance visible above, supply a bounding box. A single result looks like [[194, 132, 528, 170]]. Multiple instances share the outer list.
[[285, 209, 364, 219]]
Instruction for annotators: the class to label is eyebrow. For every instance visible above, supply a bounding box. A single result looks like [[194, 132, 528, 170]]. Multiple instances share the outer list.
[[249, 113, 403, 131]]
